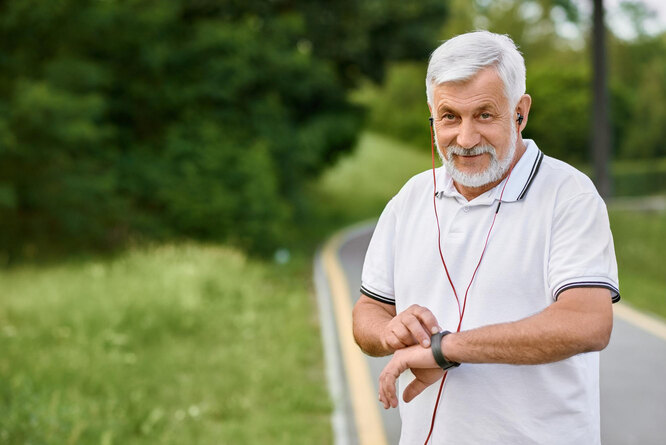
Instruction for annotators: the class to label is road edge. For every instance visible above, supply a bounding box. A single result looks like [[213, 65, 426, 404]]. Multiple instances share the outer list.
[[614, 302, 666, 341], [315, 222, 388, 445], [314, 249, 356, 445]]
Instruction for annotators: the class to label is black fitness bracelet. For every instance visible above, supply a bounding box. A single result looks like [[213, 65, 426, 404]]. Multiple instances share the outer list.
[[431, 330, 460, 371]]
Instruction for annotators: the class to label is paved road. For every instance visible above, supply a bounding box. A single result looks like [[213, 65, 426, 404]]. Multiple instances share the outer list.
[[330, 223, 666, 445]]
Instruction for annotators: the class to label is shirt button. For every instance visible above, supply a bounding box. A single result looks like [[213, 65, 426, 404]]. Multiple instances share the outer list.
[[463, 206, 470, 213]]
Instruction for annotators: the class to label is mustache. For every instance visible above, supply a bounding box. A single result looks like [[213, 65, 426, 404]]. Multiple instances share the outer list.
[[446, 145, 496, 157]]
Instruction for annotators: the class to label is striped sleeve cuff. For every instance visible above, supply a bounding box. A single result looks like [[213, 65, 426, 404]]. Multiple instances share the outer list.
[[554, 281, 620, 303], [360, 285, 395, 305]]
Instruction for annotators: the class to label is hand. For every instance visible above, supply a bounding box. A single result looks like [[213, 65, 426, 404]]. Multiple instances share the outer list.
[[381, 304, 441, 352], [378, 344, 443, 409]]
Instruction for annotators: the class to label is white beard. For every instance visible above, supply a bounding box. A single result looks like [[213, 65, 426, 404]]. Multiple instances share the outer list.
[[436, 124, 517, 188]]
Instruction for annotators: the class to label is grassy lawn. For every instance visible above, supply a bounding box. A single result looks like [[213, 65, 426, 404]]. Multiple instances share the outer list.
[[316, 132, 666, 319], [0, 244, 330, 444], [576, 157, 666, 197], [316, 132, 433, 223], [609, 211, 666, 318]]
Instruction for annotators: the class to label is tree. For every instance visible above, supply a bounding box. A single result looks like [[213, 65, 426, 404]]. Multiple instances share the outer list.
[[0, 0, 448, 259]]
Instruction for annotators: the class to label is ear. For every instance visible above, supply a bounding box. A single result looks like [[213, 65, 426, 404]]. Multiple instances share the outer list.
[[515, 94, 532, 132]]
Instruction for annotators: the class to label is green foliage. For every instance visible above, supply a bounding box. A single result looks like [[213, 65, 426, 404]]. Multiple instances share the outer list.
[[608, 33, 666, 161], [611, 38, 666, 159], [0, 243, 331, 444], [352, 63, 431, 149], [354, 0, 666, 167], [523, 61, 591, 162], [0, 0, 447, 258]]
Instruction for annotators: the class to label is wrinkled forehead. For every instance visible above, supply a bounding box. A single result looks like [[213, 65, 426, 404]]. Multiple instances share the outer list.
[[428, 65, 512, 105], [430, 67, 510, 108]]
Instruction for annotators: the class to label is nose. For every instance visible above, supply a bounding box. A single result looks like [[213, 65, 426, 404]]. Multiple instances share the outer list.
[[456, 119, 481, 149]]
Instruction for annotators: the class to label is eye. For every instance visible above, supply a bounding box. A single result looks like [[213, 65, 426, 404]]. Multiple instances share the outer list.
[[480, 112, 492, 120], [441, 113, 456, 121]]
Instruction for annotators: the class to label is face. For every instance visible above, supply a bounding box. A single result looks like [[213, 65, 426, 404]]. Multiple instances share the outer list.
[[431, 68, 521, 193]]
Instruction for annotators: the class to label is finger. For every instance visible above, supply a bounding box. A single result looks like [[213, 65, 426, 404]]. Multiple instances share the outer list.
[[412, 306, 442, 336], [382, 367, 399, 409], [377, 378, 386, 409], [385, 331, 410, 351], [403, 314, 432, 348], [379, 376, 391, 409], [378, 371, 389, 408], [391, 354, 411, 407], [389, 379, 399, 409], [403, 378, 432, 403], [390, 323, 415, 347], [379, 390, 389, 409], [379, 370, 396, 409], [380, 362, 403, 409], [382, 321, 413, 351]]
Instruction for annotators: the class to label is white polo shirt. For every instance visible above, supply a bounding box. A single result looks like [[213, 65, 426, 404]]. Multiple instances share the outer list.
[[361, 140, 619, 445]]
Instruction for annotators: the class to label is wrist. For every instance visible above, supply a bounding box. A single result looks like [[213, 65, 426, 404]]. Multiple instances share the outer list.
[[440, 331, 459, 363], [431, 330, 460, 370]]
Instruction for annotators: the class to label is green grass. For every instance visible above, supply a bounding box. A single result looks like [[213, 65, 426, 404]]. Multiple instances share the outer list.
[[573, 157, 666, 197], [316, 132, 432, 223], [609, 211, 666, 318], [0, 244, 331, 444], [612, 157, 666, 175], [316, 132, 666, 319]]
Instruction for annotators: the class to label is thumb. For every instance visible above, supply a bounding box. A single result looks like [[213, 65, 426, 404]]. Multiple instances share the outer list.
[[403, 379, 430, 403]]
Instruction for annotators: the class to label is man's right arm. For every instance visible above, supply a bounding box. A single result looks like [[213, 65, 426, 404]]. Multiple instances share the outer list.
[[352, 295, 441, 357]]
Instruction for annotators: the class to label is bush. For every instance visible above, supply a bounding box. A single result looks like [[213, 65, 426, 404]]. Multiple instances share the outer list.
[[354, 62, 431, 150], [0, 0, 447, 258]]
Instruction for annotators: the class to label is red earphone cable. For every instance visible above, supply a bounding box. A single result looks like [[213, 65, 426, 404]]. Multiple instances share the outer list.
[[424, 123, 512, 444]]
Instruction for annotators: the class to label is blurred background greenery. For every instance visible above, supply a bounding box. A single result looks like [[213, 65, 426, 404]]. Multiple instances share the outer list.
[[1, 0, 665, 260], [1, 0, 664, 443]]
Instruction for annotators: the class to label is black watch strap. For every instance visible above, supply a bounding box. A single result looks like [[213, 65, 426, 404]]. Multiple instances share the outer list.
[[431, 330, 460, 371]]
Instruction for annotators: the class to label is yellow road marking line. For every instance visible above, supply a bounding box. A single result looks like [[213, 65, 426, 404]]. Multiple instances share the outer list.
[[322, 231, 389, 445], [614, 302, 666, 342]]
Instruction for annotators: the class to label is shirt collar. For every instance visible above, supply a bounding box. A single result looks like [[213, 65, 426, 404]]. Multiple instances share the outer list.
[[496, 139, 543, 202], [436, 139, 544, 204]]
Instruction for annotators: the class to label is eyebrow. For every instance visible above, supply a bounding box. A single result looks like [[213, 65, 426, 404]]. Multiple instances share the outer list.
[[436, 105, 455, 115], [436, 102, 498, 116]]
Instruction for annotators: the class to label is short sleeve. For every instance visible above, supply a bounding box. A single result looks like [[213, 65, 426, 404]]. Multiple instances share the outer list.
[[360, 199, 397, 305], [548, 192, 620, 302]]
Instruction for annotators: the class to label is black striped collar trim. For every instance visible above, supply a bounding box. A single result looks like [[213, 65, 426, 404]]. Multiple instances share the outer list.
[[517, 150, 544, 200], [434, 143, 544, 203], [360, 285, 395, 305]]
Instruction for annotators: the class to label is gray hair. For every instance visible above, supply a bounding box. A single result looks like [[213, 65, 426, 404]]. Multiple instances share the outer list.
[[426, 31, 526, 108]]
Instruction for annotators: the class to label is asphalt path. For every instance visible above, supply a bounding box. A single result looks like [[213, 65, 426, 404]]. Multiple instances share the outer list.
[[329, 222, 666, 445]]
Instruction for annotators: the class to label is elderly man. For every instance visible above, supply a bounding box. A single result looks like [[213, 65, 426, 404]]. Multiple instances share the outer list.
[[352, 31, 619, 444]]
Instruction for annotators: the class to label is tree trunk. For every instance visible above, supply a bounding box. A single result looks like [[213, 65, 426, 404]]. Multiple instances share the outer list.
[[592, 0, 613, 199]]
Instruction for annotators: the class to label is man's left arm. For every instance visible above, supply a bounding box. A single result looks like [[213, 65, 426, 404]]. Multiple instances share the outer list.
[[443, 286, 613, 364], [444, 187, 617, 364], [378, 287, 612, 408]]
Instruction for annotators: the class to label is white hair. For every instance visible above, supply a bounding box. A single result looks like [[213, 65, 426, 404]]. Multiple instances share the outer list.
[[426, 31, 526, 108]]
